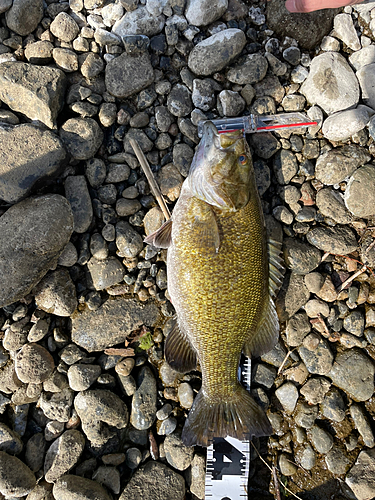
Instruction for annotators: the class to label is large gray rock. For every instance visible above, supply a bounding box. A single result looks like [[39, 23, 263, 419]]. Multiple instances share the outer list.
[[60, 118, 103, 160], [33, 269, 78, 317], [301, 52, 359, 115], [349, 45, 375, 71], [266, 0, 338, 50], [322, 105, 374, 142], [5, 0, 43, 36], [357, 63, 375, 110], [0, 195, 74, 308], [0, 62, 66, 129], [344, 164, 375, 218], [71, 297, 160, 351], [0, 124, 68, 204], [130, 366, 157, 430], [105, 51, 154, 98], [64, 176, 93, 234], [188, 29, 246, 76], [306, 225, 357, 255], [53, 475, 112, 500], [185, 0, 228, 26], [0, 451, 36, 497], [112, 6, 165, 37], [44, 430, 85, 483], [346, 449, 375, 500], [329, 349, 374, 402], [315, 145, 371, 185], [119, 461, 185, 500]]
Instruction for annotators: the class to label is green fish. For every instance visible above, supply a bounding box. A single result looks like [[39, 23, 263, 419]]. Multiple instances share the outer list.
[[146, 121, 283, 447]]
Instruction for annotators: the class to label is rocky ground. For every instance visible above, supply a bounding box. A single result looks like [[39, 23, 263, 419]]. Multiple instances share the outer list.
[[1, 0, 375, 499]]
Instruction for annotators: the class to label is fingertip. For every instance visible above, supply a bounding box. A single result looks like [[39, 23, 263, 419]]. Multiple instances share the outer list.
[[285, 0, 297, 11]]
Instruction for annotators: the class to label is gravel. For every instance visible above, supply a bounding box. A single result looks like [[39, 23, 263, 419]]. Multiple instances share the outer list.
[[0, 2, 375, 499]]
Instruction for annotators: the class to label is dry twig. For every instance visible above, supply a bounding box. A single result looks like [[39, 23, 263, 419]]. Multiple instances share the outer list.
[[338, 265, 367, 291], [272, 466, 282, 500], [130, 138, 171, 221], [251, 442, 303, 500], [103, 347, 135, 356]]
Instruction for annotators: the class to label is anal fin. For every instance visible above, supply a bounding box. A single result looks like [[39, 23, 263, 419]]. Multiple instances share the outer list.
[[144, 218, 172, 248], [243, 295, 279, 358], [165, 317, 197, 373]]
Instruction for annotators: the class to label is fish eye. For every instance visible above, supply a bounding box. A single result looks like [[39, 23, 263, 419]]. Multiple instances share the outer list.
[[238, 155, 247, 165]]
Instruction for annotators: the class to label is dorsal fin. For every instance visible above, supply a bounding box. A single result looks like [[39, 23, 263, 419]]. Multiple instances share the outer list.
[[144, 218, 172, 248], [165, 317, 197, 373], [268, 238, 284, 297]]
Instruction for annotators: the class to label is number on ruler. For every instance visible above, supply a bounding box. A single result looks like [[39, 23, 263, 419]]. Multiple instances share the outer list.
[[211, 438, 246, 480]]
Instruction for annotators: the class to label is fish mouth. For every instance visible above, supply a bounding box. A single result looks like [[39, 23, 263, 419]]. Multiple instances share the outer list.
[[201, 121, 243, 154]]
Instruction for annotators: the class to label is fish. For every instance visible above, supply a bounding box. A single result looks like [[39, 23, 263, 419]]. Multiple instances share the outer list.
[[145, 121, 283, 447]]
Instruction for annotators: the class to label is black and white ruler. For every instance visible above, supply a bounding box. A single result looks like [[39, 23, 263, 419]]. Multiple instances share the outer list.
[[205, 357, 252, 500]]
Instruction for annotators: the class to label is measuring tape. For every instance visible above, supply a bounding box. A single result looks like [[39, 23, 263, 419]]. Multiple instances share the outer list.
[[205, 357, 252, 500]]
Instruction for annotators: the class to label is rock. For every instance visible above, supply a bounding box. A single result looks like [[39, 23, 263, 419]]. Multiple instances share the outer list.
[[92, 465, 120, 494], [305, 298, 329, 318], [52, 48, 78, 73], [25, 433, 46, 472], [112, 6, 165, 38], [349, 404, 375, 448], [157, 416, 177, 435], [74, 390, 128, 447], [273, 149, 298, 185], [173, 143, 194, 177], [71, 297, 160, 352], [0, 124, 68, 204], [329, 349, 374, 402], [320, 388, 346, 422], [15, 343, 54, 384], [116, 221, 144, 258], [164, 431, 194, 471], [125, 447, 142, 469], [279, 453, 298, 476], [116, 199, 141, 217], [315, 145, 370, 185], [188, 29, 246, 76], [300, 52, 359, 115], [178, 382, 194, 409], [105, 52, 154, 98], [67, 365, 101, 392], [283, 238, 321, 275], [357, 64, 375, 110], [44, 430, 85, 483], [192, 79, 215, 112], [64, 176, 93, 234], [167, 84, 192, 117], [60, 118, 103, 160], [346, 449, 375, 500], [315, 188, 351, 224], [298, 334, 334, 375], [297, 443, 316, 470], [322, 105, 374, 142], [0, 62, 66, 129], [0, 451, 36, 496], [33, 269, 77, 317], [0, 423, 23, 455], [334, 13, 360, 51], [343, 311, 365, 337], [286, 312, 311, 347], [185, 0, 227, 26], [5, 0, 43, 36], [227, 53, 268, 85], [275, 273, 310, 322], [308, 425, 333, 454], [50, 12, 79, 43], [118, 461, 185, 500], [306, 226, 357, 255], [300, 377, 330, 405], [294, 401, 318, 429], [58, 242, 78, 267], [0, 194, 73, 307], [325, 446, 350, 475], [349, 45, 375, 71], [344, 165, 375, 218], [39, 388, 74, 423], [266, 0, 337, 50], [87, 257, 125, 291], [53, 475, 112, 500], [123, 128, 153, 154], [130, 366, 157, 430], [218, 90, 245, 117], [27, 483, 54, 500], [275, 382, 298, 414], [157, 164, 183, 202]]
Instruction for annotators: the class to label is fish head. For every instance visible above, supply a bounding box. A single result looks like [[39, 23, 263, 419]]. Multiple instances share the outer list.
[[187, 121, 253, 212]]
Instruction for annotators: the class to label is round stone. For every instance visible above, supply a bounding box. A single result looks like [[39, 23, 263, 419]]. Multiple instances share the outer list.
[[15, 343, 55, 384], [60, 118, 104, 160], [344, 164, 375, 218], [164, 431, 194, 471], [0, 451, 36, 497], [50, 12, 79, 42]]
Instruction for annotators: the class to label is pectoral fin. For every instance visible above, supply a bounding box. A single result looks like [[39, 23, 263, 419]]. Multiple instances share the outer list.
[[144, 218, 172, 248], [165, 317, 197, 373], [191, 200, 220, 254], [243, 296, 279, 358]]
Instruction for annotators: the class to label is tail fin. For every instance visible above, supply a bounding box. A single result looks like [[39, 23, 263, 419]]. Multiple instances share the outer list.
[[181, 384, 272, 447]]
